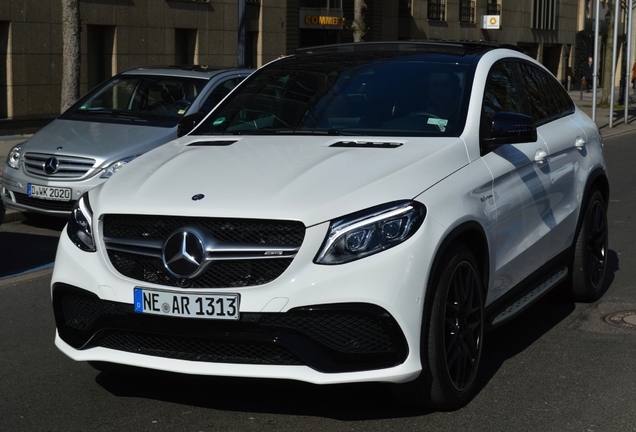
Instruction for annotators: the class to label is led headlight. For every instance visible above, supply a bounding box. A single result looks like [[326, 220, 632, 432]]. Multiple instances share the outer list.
[[315, 201, 426, 265], [67, 192, 96, 252], [6, 143, 23, 169], [100, 156, 138, 179]]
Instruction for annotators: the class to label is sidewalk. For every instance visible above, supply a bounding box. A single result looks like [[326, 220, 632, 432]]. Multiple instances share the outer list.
[[1, 89, 635, 224], [568, 86, 636, 137]]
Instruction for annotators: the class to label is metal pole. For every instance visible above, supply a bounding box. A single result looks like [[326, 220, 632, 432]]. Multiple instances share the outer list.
[[610, 0, 621, 128], [625, 0, 634, 124], [593, 0, 601, 122]]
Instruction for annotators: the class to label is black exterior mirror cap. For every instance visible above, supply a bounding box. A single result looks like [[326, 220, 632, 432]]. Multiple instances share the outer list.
[[177, 112, 207, 137], [484, 111, 537, 148]]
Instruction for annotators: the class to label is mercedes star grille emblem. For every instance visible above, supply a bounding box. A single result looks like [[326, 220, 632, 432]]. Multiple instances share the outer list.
[[162, 229, 205, 278], [44, 157, 60, 175]]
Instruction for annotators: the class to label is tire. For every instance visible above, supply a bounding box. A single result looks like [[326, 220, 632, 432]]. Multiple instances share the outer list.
[[571, 189, 608, 302], [394, 244, 484, 410]]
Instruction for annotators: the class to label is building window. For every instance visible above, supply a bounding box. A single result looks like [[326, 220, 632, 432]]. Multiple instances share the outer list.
[[428, 0, 446, 21], [175, 28, 197, 65], [399, 0, 412, 16], [487, 0, 501, 15], [532, 0, 556, 30], [300, 0, 342, 8], [0, 21, 9, 119], [459, 0, 475, 23], [87, 25, 115, 91]]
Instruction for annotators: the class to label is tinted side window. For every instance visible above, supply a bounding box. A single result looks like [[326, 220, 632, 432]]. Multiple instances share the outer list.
[[515, 61, 574, 123], [481, 61, 523, 139], [515, 62, 552, 121], [200, 77, 246, 115], [544, 70, 575, 115]]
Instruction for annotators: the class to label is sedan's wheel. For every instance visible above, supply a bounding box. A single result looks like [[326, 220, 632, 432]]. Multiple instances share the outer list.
[[393, 244, 484, 410], [571, 189, 608, 302]]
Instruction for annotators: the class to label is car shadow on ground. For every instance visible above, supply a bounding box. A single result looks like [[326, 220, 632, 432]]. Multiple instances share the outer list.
[[94, 250, 620, 420]]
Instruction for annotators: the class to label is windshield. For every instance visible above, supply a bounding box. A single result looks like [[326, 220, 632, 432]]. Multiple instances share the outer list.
[[196, 57, 471, 137], [64, 75, 208, 126]]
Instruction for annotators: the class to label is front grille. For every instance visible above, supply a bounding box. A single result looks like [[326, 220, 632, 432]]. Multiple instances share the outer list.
[[102, 215, 305, 288], [93, 331, 304, 365], [107, 250, 294, 288], [24, 153, 95, 178], [14, 192, 76, 212], [103, 215, 305, 245], [261, 313, 396, 354], [53, 285, 409, 373]]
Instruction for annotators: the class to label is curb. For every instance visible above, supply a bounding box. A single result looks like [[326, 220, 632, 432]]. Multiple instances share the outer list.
[[2, 208, 27, 224]]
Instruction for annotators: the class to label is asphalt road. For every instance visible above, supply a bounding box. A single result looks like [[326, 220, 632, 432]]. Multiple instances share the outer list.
[[1, 132, 635, 431]]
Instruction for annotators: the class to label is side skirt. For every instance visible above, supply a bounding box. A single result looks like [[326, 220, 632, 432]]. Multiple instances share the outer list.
[[484, 252, 571, 331]]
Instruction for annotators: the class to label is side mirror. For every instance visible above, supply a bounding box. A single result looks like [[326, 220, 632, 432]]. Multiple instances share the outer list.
[[483, 112, 537, 149], [177, 112, 206, 137]]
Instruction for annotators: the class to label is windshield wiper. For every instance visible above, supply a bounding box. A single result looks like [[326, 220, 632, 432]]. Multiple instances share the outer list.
[[79, 109, 145, 119]]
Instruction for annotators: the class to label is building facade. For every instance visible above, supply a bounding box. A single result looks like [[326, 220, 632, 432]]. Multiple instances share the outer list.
[[0, 0, 624, 134]]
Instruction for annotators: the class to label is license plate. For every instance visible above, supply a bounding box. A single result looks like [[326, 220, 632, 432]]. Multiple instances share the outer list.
[[27, 184, 72, 201], [133, 288, 240, 320]]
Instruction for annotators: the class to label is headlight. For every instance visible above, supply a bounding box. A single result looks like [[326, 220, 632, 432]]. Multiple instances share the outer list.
[[314, 201, 426, 265], [6, 143, 23, 169], [67, 192, 96, 252], [100, 156, 138, 179]]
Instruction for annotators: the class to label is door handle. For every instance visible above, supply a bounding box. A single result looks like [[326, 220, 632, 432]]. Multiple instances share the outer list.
[[575, 137, 586, 149], [534, 149, 548, 164]]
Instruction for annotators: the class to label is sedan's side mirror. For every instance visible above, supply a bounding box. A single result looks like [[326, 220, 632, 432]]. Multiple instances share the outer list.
[[177, 112, 206, 137], [482, 112, 537, 150]]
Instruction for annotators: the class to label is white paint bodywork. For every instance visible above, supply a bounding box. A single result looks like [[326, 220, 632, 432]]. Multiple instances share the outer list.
[[52, 48, 606, 384]]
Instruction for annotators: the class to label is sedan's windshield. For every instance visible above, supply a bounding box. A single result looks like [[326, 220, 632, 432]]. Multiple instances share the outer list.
[[65, 75, 208, 126], [197, 57, 471, 137]]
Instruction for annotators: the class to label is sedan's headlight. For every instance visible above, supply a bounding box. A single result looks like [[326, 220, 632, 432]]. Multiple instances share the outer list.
[[100, 156, 138, 179], [6, 143, 23, 169], [315, 201, 426, 265], [67, 192, 95, 252]]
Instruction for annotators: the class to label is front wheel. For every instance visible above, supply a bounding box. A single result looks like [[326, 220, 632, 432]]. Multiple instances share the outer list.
[[394, 244, 484, 410], [570, 189, 608, 302]]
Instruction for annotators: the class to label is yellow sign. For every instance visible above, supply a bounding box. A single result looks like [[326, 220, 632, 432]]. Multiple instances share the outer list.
[[304, 15, 346, 27]]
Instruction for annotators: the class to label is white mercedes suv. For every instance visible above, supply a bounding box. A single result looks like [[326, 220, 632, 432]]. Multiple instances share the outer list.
[[51, 41, 609, 410]]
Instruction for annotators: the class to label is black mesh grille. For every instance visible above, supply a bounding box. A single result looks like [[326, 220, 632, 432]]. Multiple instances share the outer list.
[[102, 215, 305, 245], [107, 250, 294, 288], [53, 286, 408, 373], [14, 192, 76, 212], [102, 215, 305, 288], [93, 330, 304, 365], [60, 292, 128, 330], [261, 313, 396, 354]]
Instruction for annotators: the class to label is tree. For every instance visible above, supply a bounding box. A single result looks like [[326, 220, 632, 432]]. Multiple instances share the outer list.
[[61, 0, 81, 112], [352, 0, 368, 42], [600, 4, 618, 106]]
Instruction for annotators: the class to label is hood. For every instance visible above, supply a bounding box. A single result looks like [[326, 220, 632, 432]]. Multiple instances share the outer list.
[[22, 119, 176, 168], [93, 136, 469, 226]]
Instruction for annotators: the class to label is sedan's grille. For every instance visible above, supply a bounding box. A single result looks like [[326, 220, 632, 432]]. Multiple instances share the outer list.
[[14, 192, 76, 212], [102, 215, 305, 288], [24, 153, 95, 178]]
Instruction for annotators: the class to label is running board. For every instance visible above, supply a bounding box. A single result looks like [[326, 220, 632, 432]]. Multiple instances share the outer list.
[[487, 266, 569, 328]]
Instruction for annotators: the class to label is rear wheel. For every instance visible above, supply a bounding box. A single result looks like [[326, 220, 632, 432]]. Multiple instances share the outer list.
[[571, 189, 608, 302], [394, 244, 484, 410]]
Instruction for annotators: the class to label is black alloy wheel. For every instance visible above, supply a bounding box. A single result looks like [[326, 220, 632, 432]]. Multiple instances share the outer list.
[[571, 189, 608, 302], [394, 243, 484, 410]]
